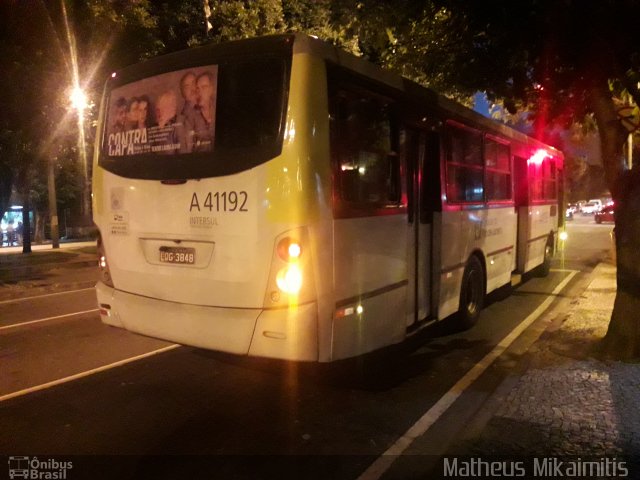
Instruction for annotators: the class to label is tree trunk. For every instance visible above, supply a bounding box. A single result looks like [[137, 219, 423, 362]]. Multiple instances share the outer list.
[[34, 211, 45, 244], [590, 82, 640, 359], [601, 169, 640, 359], [0, 162, 13, 223], [21, 188, 32, 254], [16, 159, 33, 254]]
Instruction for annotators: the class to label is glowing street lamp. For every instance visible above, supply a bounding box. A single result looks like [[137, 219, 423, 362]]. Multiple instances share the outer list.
[[69, 86, 88, 113]]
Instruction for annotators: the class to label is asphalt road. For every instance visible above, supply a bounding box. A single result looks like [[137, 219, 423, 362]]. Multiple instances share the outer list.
[[0, 215, 614, 480]]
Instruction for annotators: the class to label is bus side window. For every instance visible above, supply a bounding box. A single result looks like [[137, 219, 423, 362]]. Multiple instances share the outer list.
[[445, 124, 483, 203], [543, 159, 558, 200], [485, 138, 512, 202], [528, 156, 557, 202], [331, 89, 401, 211]]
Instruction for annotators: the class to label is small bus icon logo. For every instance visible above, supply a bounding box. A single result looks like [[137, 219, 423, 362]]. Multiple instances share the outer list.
[[8, 456, 29, 479]]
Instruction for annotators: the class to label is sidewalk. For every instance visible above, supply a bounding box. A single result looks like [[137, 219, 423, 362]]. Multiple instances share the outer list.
[[462, 262, 640, 456], [0, 240, 97, 301], [442, 262, 640, 471], [380, 261, 640, 479]]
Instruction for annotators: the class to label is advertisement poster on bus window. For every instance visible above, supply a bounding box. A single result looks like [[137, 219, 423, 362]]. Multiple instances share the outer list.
[[106, 66, 218, 157]]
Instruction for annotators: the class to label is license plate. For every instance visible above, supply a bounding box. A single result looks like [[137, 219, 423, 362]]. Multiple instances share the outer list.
[[159, 246, 196, 265]]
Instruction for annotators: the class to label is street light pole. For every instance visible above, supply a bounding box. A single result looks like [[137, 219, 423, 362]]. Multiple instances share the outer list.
[[70, 86, 92, 234], [76, 111, 91, 219], [62, 0, 92, 236]]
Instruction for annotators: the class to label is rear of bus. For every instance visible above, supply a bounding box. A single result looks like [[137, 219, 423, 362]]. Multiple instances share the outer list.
[[93, 35, 333, 362]]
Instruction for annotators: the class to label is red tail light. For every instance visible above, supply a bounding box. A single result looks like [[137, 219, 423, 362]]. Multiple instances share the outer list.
[[277, 237, 302, 262], [97, 233, 115, 288], [264, 228, 315, 307]]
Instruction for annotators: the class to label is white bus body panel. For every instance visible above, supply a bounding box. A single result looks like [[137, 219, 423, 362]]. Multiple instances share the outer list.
[[436, 210, 463, 319], [517, 205, 556, 273], [331, 215, 408, 360], [95, 168, 281, 357], [96, 168, 269, 309], [475, 207, 517, 293]]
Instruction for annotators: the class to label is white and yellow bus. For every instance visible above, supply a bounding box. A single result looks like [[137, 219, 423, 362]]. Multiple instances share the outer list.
[[93, 34, 564, 362]]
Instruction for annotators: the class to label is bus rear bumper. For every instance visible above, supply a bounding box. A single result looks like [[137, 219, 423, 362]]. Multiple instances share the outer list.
[[248, 304, 318, 361], [96, 282, 318, 361]]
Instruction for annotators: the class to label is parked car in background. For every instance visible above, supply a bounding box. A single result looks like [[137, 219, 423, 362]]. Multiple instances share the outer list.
[[589, 198, 603, 210], [595, 203, 615, 223], [581, 199, 603, 214], [566, 203, 576, 220]]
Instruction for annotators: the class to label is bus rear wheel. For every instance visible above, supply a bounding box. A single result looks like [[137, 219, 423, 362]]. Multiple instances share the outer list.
[[456, 255, 485, 330], [535, 237, 554, 277]]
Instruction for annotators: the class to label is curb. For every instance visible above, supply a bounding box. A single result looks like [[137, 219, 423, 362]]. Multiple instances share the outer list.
[[449, 262, 626, 458], [0, 281, 97, 303], [0, 259, 97, 278]]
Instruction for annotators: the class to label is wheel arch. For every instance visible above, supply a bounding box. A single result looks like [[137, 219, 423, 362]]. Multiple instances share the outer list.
[[468, 249, 487, 296], [454, 249, 487, 330]]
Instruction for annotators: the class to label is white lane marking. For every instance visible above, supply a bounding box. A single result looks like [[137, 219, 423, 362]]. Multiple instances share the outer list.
[[0, 309, 100, 331], [0, 344, 181, 403], [358, 269, 579, 480], [0, 287, 95, 305]]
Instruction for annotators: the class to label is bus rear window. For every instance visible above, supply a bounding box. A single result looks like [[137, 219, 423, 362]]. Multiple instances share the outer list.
[[106, 66, 218, 156], [100, 57, 288, 179]]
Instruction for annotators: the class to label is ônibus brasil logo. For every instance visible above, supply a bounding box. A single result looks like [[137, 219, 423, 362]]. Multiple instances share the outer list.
[[8, 456, 72, 479]]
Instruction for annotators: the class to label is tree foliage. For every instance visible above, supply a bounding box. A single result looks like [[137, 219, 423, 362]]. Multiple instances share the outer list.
[[0, 0, 166, 247], [208, 0, 285, 42], [0, 1, 71, 249]]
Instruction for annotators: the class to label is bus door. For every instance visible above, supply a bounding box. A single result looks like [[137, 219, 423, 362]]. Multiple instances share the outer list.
[[405, 128, 432, 328], [514, 155, 530, 272]]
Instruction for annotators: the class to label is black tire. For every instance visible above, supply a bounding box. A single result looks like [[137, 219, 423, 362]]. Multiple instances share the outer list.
[[535, 237, 554, 277], [595, 216, 602, 224], [456, 255, 485, 329]]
